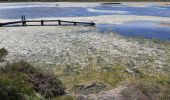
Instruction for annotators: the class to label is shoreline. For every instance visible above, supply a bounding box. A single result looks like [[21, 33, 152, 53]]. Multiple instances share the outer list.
[[1, 15, 170, 24]]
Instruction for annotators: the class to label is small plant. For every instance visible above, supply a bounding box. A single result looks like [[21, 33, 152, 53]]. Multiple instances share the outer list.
[[0, 47, 8, 61]]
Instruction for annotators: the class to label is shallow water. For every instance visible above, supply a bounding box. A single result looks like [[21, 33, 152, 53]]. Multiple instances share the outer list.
[[0, 3, 170, 40], [97, 21, 170, 40], [0, 3, 170, 19], [92, 5, 170, 17]]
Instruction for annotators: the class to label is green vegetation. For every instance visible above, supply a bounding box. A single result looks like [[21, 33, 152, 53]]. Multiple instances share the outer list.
[[0, 47, 66, 99], [53, 56, 170, 99], [122, 67, 170, 100], [1, 61, 169, 99], [0, 60, 65, 99], [0, 42, 169, 100], [55, 63, 129, 89], [71, 65, 128, 87], [0, 47, 8, 61], [54, 95, 74, 100]]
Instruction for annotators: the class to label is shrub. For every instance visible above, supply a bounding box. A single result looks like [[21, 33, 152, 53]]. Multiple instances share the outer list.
[[0, 48, 8, 61], [0, 61, 65, 99], [0, 78, 24, 100]]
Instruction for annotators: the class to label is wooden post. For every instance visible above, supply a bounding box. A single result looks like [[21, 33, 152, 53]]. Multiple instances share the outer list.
[[24, 21, 26, 26], [91, 21, 95, 26], [21, 16, 23, 21], [22, 21, 25, 26], [23, 15, 25, 21], [58, 20, 61, 25], [41, 20, 44, 26], [74, 22, 76, 26], [21, 15, 26, 26], [21, 16, 24, 26]]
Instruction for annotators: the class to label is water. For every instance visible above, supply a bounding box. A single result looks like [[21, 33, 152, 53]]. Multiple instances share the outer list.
[[92, 5, 170, 17], [0, 3, 170, 40], [0, 3, 170, 19], [97, 21, 170, 40]]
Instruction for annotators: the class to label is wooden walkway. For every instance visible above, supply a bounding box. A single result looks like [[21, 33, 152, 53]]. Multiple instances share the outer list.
[[0, 16, 95, 27]]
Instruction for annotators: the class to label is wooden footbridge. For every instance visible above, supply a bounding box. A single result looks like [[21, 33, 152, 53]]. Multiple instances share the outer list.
[[0, 16, 95, 27]]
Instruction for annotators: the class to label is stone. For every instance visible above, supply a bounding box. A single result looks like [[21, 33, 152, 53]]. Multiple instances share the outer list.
[[72, 82, 108, 95]]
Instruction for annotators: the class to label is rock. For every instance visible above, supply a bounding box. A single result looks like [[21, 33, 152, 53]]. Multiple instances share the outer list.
[[121, 84, 150, 100], [126, 61, 136, 68], [75, 84, 127, 100], [125, 68, 134, 74], [76, 95, 87, 100], [72, 82, 108, 95]]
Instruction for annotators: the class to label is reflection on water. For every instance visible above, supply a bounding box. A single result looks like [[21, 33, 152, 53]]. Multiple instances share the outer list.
[[87, 8, 128, 14], [97, 21, 170, 40]]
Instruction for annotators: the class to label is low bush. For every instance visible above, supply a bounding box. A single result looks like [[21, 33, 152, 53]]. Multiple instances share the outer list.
[[0, 61, 65, 99]]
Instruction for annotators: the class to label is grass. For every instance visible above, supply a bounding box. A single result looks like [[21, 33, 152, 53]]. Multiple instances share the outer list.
[[53, 95, 74, 100], [0, 38, 169, 99], [54, 59, 170, 99], [0, 73, 36, 100], [2, 61, 168, 99], [56, 64, 129, 89], [122, 67, 170, 100], [0, 60, 65, 99]]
